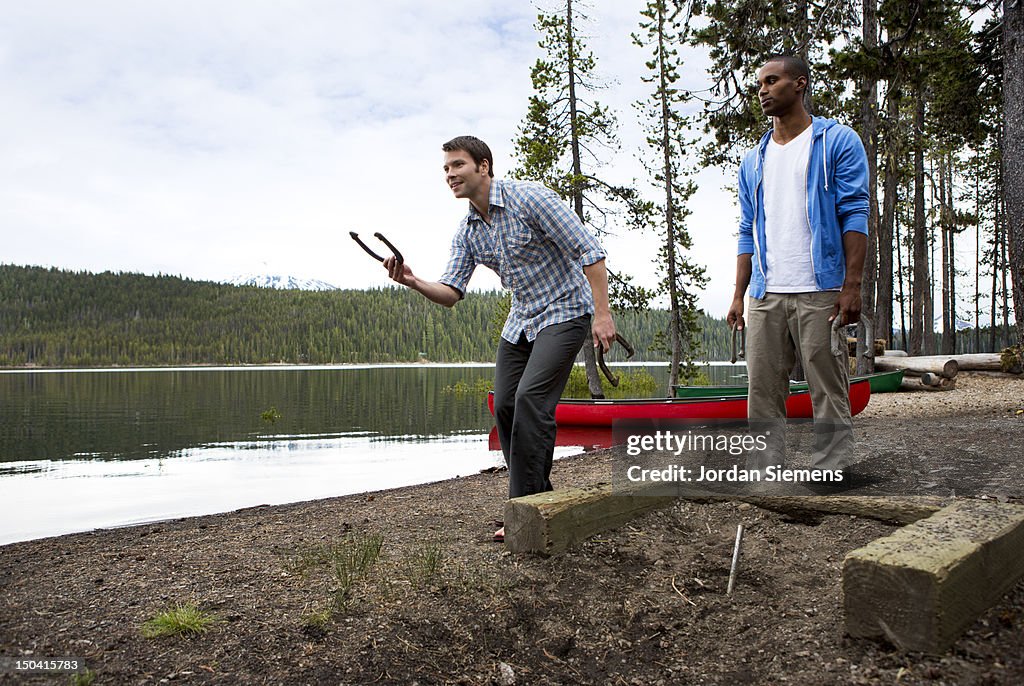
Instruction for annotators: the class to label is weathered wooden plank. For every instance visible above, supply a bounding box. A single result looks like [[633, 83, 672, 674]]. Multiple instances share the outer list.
[[891, 353, 1021, 373], [505, 484, 946, 556], [899, 376, 957, 392], [503, 483, 674, 556], [730, 495, 946, 525], [875, 356, 959, 378], [843, 499, 1024, 653]]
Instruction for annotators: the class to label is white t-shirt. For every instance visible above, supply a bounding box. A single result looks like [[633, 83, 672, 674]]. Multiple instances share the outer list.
[[762, 124, 818, 293]]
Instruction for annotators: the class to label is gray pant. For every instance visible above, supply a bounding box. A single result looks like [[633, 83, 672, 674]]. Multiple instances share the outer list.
[[746, 292, 853, 471], [493, 316, 590, 498]]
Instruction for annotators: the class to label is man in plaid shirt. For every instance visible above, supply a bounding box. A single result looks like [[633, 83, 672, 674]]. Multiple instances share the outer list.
[[383, 136, 616, 542]]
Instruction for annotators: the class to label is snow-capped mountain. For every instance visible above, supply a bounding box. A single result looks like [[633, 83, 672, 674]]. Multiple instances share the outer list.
[[932, 315, 975, 332], [228, 274, 340, 291]]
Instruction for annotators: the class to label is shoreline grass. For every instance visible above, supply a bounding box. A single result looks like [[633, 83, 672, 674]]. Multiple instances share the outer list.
[[141, 602, 217, 638]]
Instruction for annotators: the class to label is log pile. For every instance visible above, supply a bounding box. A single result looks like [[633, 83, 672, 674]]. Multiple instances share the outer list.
[[876, 352, 1021, 391]]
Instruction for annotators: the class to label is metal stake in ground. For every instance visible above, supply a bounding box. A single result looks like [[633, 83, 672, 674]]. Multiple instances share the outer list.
[[726, 523, 745, 596]]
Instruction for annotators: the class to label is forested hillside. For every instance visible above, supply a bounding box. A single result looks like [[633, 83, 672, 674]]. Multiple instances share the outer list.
[[0, 265, 733, 367]]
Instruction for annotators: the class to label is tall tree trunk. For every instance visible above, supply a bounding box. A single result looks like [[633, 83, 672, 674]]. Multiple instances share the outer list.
[[926, 232, 936, 354], [991, 194, 1000, 351], [655, 2, 682, 392], [856, 0, 879, 374], [877, 86, 898, 351], [564, 0, 603, 397], [946, 156, 957, 354], [940, 154, 954, 354], [1002, 209, 1011, 344], [974, 157, 981, 353], [910, 93, 927, 355], [897, 197, 908, 351], [1004, 0, 1024, 348]]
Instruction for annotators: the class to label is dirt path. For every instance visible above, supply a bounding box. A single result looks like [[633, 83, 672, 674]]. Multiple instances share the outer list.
[[1, 373, 1022, 685]]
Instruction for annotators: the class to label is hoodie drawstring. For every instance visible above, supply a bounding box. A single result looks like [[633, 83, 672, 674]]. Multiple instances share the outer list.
[[822, 127, 829, 192]]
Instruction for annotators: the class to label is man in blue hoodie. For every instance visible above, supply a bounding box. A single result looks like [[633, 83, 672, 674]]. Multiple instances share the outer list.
[[726, 55, 869, 480]]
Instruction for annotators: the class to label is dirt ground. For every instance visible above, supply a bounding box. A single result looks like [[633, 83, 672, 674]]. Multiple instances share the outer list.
[[1, 373, 1023, 685]]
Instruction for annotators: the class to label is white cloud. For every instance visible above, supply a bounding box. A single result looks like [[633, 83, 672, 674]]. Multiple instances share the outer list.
[[1, 1, 743, 317]]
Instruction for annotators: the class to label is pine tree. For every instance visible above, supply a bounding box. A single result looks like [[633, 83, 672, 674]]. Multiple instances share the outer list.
[[634, 0, 709, 392], [511, 0, 651, 398]]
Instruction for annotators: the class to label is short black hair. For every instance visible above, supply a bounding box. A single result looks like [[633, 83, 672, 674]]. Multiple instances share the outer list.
[[442, 136, 494, 177], [764, 54, 811, 94]]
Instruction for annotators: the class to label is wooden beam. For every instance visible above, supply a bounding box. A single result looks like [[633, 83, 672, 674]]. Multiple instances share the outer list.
[[875, 355, 959, 378], [843, 499, 1024, 653], [900, 376, 957, 392], [503, 483, 674, 556], [505, 484, 946, 557], [729, 495, 946, 525], [889, 352, 1022, 373]]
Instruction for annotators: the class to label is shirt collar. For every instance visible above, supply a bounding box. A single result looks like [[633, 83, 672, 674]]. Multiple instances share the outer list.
[[465, 179, 505, 223]]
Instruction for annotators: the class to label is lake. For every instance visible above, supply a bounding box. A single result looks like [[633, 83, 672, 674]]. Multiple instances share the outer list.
[[0, 362, 748, 545]]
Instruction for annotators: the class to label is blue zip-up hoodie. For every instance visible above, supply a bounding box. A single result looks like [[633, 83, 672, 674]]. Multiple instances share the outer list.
[[737, 116, 870, 299]]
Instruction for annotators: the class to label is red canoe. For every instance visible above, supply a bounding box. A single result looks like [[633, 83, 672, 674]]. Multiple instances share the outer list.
[[487, 379, 871, 427], [487, 425, 615, 451]]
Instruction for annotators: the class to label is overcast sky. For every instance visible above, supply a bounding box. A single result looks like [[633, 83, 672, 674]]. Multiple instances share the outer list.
[[2, 1, 744, 316]]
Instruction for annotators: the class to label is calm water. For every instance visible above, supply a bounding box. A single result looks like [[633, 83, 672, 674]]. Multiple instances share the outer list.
[[0, 363, 747, 545]]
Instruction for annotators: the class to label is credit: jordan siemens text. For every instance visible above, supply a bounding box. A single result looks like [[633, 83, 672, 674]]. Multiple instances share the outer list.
[[625, 465, 844, 483]]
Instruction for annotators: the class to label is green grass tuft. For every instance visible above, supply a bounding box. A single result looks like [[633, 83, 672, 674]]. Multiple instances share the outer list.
[[69, 670, 97, 686], [403, 542, 444, 588], [563, 366, 659, 398], [331, 532, 384, 610], [141, 601, 217, 638], [442, 377, 493, 395]]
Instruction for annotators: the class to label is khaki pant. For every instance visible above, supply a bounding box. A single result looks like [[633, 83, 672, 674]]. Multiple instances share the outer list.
[[746, 292, 853, 471]]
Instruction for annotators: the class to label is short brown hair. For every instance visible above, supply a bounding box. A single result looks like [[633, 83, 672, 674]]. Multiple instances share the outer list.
[[442, 136, 494, 177]]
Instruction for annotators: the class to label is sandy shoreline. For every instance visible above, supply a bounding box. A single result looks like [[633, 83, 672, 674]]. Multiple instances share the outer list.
[[1, 373, 1022, 684]]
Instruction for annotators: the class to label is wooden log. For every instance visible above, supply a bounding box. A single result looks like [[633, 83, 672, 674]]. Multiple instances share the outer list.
[[899, 376, 956, 392], [503, 483, 674, 556], [693, 495, 946, 525], [883, 349, 909, 357], [843, 499, 1024, 653], [505, 485, 946, 556], [894, 353, 1018, 373], [740, 495, 944, 524], [876, 356, 958, 378]]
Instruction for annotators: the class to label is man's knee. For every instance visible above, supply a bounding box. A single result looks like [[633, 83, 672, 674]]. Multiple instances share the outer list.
[[493, 389, 516, 420]]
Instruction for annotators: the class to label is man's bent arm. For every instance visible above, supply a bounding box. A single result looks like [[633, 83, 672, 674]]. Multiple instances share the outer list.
[[383, 256, 462, 308], [833, 231, 867, 324], [410, 278, 462, 308], [583, 259, 616, 352], [727, 254, 753, 330]]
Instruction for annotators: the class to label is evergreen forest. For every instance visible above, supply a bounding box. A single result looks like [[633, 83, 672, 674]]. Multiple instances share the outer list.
[[0, 264, 736, 368]]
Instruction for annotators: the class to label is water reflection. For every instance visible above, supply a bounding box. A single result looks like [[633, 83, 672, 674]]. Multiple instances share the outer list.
[[487, 425, 615, 452], [0, 363, 745, 544]]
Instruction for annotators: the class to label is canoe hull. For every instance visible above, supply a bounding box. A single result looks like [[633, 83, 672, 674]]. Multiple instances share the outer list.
[[673, 370, 904, 398], [487, 379, 872, 427]]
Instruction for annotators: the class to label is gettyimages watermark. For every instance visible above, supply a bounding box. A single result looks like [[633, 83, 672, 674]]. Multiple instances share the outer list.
[[606, 417, 1021, 498]]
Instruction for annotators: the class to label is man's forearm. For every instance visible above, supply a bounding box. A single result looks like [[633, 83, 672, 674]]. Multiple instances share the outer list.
[[409, 278, 462, 308], [583, 259, 611, 316], [733, 254, 753, 301], [842, 231, 867, 288]]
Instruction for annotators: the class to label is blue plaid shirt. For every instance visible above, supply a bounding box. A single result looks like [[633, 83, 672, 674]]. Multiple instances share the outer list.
[[438, 179, 607, 344]]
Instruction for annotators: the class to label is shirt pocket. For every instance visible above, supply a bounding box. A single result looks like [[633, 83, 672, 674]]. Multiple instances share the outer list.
[[468, 230, 499, 271], [506, 223, 545, 262]]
